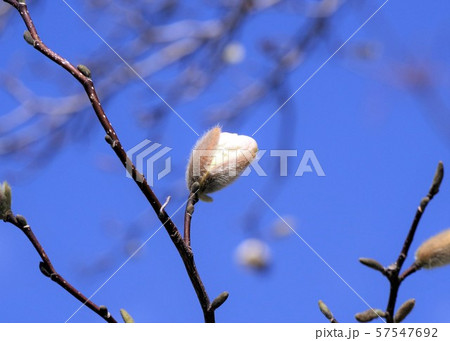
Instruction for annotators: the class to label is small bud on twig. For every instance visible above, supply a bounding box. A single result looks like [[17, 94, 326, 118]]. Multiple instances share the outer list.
[[99, 305, 111, 318], [119, 308, 135, 323], [39, 262, 52, 278], [428, 161, 444, 197], [415, 229, 450, 269], [359, 258, 385, 274], [190, 181, 200, 194], [355, 309, 386, 322], [105, 135, 113, 144], [15, 215, 28, 227], [394, 299, 415, 323], [318, 300, 334, 321], [419, 196, 430, 210], [77, 64, 91, 78], [23, 30, 34, 46], [210, 291, 229, 311]]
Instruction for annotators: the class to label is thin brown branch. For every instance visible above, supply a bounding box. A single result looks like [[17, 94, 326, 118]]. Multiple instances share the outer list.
[[3, 212, 117, 323], [3, 0, 218, 322], [399, 263, 421, 282], [383, 162, 444, 322], [183, 184, 200, 247]]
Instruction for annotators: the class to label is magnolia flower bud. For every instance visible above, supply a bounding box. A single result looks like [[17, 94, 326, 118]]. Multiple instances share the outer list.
[[186, 126, 258, 202], [0, 181, 12, 220], [415, 229, 450, 269]]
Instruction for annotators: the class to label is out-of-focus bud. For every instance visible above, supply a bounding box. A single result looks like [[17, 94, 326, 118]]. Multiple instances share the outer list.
[[222, 42, 246, 64], [415, 229, 450, 269], [186, 126, 258, 202], [0, 181, 12, 220], [235, 238, 271, 270], [270, 216, 296, 238], [120, 309, 135, 323], [306, 0, 340, 18]]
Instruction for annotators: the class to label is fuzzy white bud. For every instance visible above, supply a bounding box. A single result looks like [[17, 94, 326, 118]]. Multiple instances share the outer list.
[[0, 181, 12, 220], [415, 229, 450, 269], [186, 126, 258, 202]]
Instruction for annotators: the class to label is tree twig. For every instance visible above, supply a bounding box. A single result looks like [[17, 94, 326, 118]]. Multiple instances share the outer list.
[[384, 161, 444, 322], [183, 183, 200, 247], [2, 212, 117, 323], [4, 0, 218, 322]]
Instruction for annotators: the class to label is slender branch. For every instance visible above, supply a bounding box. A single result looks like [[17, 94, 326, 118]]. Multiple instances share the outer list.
[[4, 0, 217, 322], [184, 183, 200, 247], [395, 199, 430, 271], [384, 162, 444, 322], [3, 212, 117, 323], [399, 263, 421, 282]]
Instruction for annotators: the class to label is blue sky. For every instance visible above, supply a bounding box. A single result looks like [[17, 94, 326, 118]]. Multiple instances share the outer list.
[[1, 0, 450, 323]]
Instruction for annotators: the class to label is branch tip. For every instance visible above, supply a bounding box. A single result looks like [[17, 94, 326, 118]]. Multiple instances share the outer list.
[[429, 161, 444, 197]]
